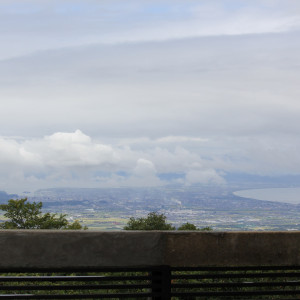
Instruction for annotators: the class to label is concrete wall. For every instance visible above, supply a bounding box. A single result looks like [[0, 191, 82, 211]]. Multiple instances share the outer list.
[[0, 231, 300, 269]]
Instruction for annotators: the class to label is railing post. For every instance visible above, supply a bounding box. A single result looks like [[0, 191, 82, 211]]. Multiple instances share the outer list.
[[151, 265, 171, 300]]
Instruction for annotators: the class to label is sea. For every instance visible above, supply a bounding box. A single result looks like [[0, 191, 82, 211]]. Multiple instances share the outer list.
[[234, 187, 300, 205]]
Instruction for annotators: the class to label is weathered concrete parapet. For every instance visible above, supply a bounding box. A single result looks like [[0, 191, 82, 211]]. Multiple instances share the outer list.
[[0, 231, 300, 269], [0, 231, 164, 269], [164, 231, 300, 266]]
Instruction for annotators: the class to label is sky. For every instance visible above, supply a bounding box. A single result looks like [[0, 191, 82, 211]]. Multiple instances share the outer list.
[[1, 0, 300, 194]]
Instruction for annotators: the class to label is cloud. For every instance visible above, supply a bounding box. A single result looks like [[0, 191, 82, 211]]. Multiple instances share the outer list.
[[2, 129, 300, 194], [1, 30, 299, 140], [0, 1, 300, 193], [185, 169, 226, 185], [134, 158, 156, 176], [156, 136, 208, 143], [42, 130, 119, 168], [0, 0, 300, 60], [128, 158, 161, 186], [0, 130, 226, 193]]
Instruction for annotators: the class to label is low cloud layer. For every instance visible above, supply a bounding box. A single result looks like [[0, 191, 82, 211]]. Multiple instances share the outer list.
[[0, 130, 215, 192], [1, 130, 300, 193]]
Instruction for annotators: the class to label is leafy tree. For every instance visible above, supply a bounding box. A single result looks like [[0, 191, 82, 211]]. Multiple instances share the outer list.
[[0, 198, 86, 230], [66, 220, 86, 230], [124, 213, 212, 231], [124, 212, 175, 230], [177, 222, 198, 230], [199, 226, 212, 231], [178, 222, 212, 231]]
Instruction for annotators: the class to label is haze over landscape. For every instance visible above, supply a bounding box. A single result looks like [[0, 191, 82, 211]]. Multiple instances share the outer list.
[[1, 0, 300, 197]]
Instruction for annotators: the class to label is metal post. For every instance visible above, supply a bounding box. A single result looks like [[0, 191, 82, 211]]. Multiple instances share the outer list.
[[151, 265, 171, 300]]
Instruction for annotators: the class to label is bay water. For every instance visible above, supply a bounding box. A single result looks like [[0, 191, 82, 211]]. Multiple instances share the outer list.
[[234, 187, 300, 204]]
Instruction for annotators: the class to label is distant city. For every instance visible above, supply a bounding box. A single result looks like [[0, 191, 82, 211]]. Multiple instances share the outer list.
[[1, 176, 300, 231]]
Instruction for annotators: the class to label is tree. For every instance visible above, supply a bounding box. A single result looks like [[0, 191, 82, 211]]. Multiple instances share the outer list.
[[178, 222, 212, 231], [124, 213, 212, 231], [124, 212, 175, 230], [0, 198, 86, 230], [177, 222, 198, 230]]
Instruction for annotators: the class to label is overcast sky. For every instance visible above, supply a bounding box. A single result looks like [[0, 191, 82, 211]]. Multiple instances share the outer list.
[[1, 0, 300, 193]]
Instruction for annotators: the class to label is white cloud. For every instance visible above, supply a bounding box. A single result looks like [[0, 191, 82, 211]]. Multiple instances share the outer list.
[[156, 136, 208, 143], [42, 130, 119, 167], [127, 158, 161, 186], [2, 30, 300, 140], [133, 158, 157, 176], [0, 1, 300, 193], [185, 169, 226, 185], [0, 0, 300, 60], [46, 130, 91, 145], [0, 131, 223, 193], [1, 129, 300, 194]]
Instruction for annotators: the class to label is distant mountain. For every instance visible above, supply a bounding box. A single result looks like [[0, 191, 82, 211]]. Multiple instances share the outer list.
[[0, 191, 18, 203]]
